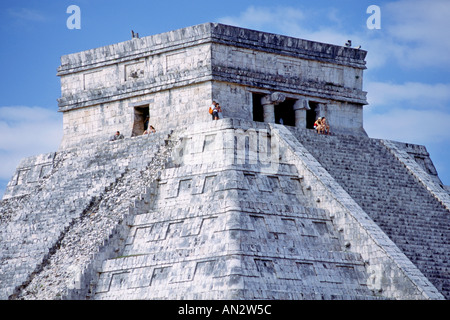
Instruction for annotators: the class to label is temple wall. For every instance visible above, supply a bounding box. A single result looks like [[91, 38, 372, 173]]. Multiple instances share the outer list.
[[57, 23, 368, 149]]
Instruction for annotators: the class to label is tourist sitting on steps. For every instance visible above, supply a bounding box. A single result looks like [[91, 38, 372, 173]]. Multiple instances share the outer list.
[[321, 117, 330, 135], [109, 131, 124, 141], [144, 125, 156, 134], [314, 117, 322, 133], [314, 117, 331, 135]]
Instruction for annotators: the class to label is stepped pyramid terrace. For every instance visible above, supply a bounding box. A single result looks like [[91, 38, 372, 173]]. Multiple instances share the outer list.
[[1, 23, 449, 300]]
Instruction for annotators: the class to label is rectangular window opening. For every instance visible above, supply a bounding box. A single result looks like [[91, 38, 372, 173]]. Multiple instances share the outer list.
[[252, 92, 265, 122], [275, 98, 296, 126]]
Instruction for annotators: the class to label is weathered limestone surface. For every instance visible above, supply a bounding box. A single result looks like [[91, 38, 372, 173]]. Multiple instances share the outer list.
[[91, 120, 444, 300], [56, 23, 368, 149], [1, 119, 446, 300], [93, 120, 377, 300], [293, 128, 450, 299], [1, 23, 448, 300], [0, 131, 176, 299]]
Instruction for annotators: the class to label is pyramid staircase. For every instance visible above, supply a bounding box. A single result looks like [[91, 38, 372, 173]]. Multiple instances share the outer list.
[[2, 119, 445, 300], [0, 131, 171, 299], [292, 127, 450, 299], [93, 120, 384, 299]]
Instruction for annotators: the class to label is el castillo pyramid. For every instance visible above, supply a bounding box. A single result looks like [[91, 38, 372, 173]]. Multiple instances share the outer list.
[[1, 23, 449, 300]]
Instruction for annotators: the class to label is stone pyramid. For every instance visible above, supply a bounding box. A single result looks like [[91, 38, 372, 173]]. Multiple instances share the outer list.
[[94, 120, 382, 300], [1, 23, 448, 300]]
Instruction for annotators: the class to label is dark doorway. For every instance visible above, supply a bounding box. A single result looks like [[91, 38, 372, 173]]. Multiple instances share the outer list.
[[132, 105, 149, 136], [252, 93, 265, 122], [306, 102, 318, 129], [275, 99, 296, 126]]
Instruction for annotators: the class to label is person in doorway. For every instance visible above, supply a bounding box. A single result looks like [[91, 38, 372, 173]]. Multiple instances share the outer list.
[[144, 115, 150, 132]]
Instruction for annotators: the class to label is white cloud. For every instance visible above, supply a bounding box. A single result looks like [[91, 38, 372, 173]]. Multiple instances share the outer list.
[[218, 5, 355, 47], [364, 82, 450, 145], [0, 106, 62, 182], [364, 80, 450, 144], [384, 0, 450, 68], [218, 5, 306, 37], [217, 5, 386, 69], [366, 81, 450, 110], [218, 2, 450, 71], [364, 108, 450, 145], [385, 0, 450, 45]]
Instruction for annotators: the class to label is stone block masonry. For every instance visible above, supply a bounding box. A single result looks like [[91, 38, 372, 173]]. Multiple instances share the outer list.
[[56, 23, 368, 149], [1, 23, 448, 300], [274, 124, 445, 299], [0, 120, 446, 300], [0, 131, 178, 299], [92, 120, 383, 300], [292, 127, 449, 299]]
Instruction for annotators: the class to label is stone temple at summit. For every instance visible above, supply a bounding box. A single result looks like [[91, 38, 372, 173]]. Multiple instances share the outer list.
[[1, 23, 449, 300]]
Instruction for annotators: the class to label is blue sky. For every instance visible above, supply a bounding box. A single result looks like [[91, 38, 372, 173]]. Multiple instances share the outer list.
[[0, 0, 449, 197]]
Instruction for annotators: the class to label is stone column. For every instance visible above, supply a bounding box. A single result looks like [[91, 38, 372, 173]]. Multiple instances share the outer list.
[[261, 92, 286, 123], [293, 99, 309, 128], [317, 103, 327, 119], [263, 104, 275, 123]]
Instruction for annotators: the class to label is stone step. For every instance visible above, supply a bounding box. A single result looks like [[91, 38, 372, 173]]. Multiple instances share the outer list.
[[0, 131, 173, 300], [290, 127, 450, 299]]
